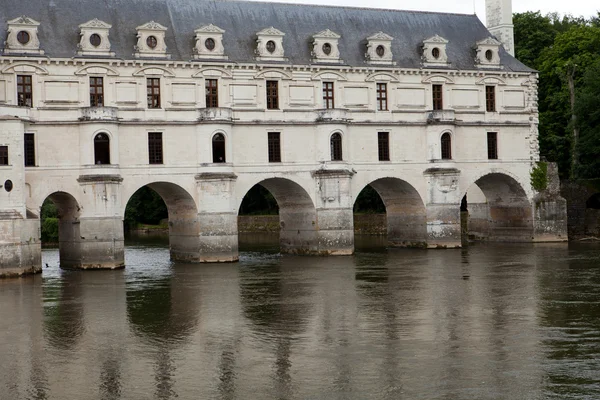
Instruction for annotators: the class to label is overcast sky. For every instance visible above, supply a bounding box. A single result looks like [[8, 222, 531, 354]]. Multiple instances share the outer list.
[[248, 0, 599, 25]]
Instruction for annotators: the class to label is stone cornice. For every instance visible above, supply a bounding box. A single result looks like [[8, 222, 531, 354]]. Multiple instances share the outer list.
[[77, 174, 123, 183]]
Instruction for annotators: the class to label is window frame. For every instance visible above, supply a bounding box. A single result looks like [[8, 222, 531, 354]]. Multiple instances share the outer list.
[[323, 81, 334, 109], [212, 133, 226, 163], [17, 75, 33, 107], [487, 131, 498, 160], [432, 84, 443, 111], [90, 76, 104, 107], [330, 132, 343, 161], [148, 132, 163, 165], [268, 132, 281, 163], [24, 133, 35, 167], [93, 132, 111, 165], [485, 85, 496, 112], [441, 132, 452, 160], [376, 83, 388, 111], [146, 78, 161, 109], [266, 80, 279, 110], [378, 132, 390, 161], [0, 146, 8, 166], [205, 79, 218, 108]]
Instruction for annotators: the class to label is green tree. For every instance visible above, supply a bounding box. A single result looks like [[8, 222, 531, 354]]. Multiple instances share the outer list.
[[124, 187, 168, 229], [574, 59, 600, 179]]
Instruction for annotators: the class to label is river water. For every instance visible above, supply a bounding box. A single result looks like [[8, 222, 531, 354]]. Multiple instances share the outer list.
[[1, 236, 600, 400]]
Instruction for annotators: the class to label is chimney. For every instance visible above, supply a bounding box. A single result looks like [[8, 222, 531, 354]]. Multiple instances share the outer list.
[[485, 0, 515, 56]]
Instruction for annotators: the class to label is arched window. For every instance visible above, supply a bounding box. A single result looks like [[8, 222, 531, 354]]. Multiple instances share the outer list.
[[94, 133, 110, 165], [212, 133, 226, 163], [330, 132, 342, 161], [441, 132, 452, 160]]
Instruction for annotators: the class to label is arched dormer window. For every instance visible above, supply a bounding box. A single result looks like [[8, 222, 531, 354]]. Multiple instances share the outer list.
[[212, 133, 226, 163], [330, 132, 342, 161], [441, 132, 452, 160], [94, 133, 110, 164]]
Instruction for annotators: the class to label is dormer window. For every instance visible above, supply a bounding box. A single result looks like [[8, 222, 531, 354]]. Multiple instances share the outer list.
[[78, 19, 114, 57], [312, 29, 342, 63], [365, 32, 394, 65], [422, 35, 449, 67], [475, 37, 502, 68], [134, 21, 170, 59], [255, 27, 286, 62], [485, 50, 493, 61], [4, 16, 44, 55], [146, 36, 158, 49], [194, 24, 227, 60]]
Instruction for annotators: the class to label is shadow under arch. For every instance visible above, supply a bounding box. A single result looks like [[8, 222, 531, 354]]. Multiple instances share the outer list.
[[356, 178, 427, 247], [124, 182, 200, 262], [462, 172, 533, 242], [40, 191, 82, 269], [238, 178, 317, 254]]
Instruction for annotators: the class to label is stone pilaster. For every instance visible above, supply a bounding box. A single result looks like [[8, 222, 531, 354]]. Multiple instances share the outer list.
[[424, 167, 462, 248], [196, 172, 239, 262], [313, 168, 355, 255]]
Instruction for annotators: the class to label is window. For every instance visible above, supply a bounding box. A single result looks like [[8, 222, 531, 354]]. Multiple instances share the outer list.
[[268, 132, 281, 162], [148, 132, 163, 164], [17, 75, 33, 107], [94, 133, 110, 165], [378, 132, 390, 161], [441, 132, 452, 160], [147, 78, 161, 108], [212, 133, 226, 163], [330, 133, 342, 161], [24, 133, 35, 167], [90, 77, 104, 107], [487, 132, 498, 160], [205, 79, 218, 108], [376, 83, 388, 111], [0, 146, 8, 165], [266, 80, 279, 110], [432, 84, 443, 111], [486, 86, 496, 112], [323, 82, 334, 109]]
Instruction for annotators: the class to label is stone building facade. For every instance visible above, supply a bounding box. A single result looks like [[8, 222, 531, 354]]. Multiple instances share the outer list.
[[0, 0, 567, 276]]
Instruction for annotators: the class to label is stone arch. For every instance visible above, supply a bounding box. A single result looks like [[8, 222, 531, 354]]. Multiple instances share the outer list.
[[124, 181, 200, 262], [238, 177, 317, 254], [40, 191, 82, 269], [355, 178, 427, 247], [462, 172, 533, 242]]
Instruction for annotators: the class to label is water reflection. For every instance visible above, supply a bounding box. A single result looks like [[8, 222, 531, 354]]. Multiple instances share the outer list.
[[43, 272, 85, 350]]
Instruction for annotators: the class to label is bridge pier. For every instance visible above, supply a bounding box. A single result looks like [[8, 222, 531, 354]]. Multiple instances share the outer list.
[[424, 168, 462, 248], [0, 212, 41, 277]]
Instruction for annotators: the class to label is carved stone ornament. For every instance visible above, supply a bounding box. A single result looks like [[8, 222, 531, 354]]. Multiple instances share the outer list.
[[78, 19, 115, 57], [255, 27, 287, 62], [312, 29, 342, 63], [365, 31, 394, 65], [194, 24, 227, 60], [3, 16, 44, 55], [421, 35, 450, 67], [134, 21, 170, 59], [475, 37, 502, 68]]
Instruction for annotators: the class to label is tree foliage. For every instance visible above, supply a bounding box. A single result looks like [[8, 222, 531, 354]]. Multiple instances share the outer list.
[[574, 59, 600, 179], [124, 187, 168, 229]]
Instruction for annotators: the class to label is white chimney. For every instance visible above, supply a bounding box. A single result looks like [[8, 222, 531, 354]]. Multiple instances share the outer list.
[[485, 0, 515, 56]]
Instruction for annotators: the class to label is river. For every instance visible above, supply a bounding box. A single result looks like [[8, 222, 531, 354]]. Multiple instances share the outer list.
[[1, 236, 600, 399]]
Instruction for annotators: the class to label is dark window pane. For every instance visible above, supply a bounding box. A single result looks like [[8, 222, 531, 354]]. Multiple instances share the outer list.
[[378, 132, 390, 161], [0, 146, 8, 165], [268, 132, 281, 162], [94, 133, 110, 164], [147, 78, 161, 108], [376, 83, 388, 111], [441, 133, 452, 160], [331, 133, 342, 161], [90, 76, 104, 107], [323, 82, 334, 109], [17, 75, 33, 107], [24, 133, 35, 167], [266, 80, 279, 110], [212, 133, 226, 163], [205, 79, 218, 108], [486, 86, 496, 112], [432, 84, 443, 110], [148, 132, 163, 164], [487, 132, 498, 159]]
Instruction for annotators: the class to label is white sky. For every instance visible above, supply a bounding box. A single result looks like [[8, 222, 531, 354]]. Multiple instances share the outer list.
[[248, 0, 599, 25]]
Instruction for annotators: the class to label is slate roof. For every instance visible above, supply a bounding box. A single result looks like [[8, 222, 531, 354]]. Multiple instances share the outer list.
[[0, 0, 534, 72]]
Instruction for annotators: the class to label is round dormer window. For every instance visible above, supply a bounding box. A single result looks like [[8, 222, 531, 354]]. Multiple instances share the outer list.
[[376, 45, 385, 57], [485, 49, 493, 61], [205, 38, 216, 51], [4, 180, 13, 192], [266, 40, 276, 53], [432, 47, 440, 59], [90, 34, 102, 47], [146, 35, 158, 49], [17, 31, 30, 45], [322, 43, 332, 55]]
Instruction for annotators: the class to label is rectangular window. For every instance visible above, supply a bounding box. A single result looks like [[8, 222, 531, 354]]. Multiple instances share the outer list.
[[147, 78, 161, 108], [266, 80, 279, 110], [148, 132, 163, 164], [90, 77, 104, 107], [378, 132, 390, 161], [432, 84, 443, 111], [17, 75, 33, 107], [0, 146, 8, 165], [487, 132, 498, 160], [268, 132, 281, 162], [24, 133, 35, 167], [205, 79, 218, 108], [323, 82, 334, 109], [486, 85, 496, 112], [376, 83, 388, 111]]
